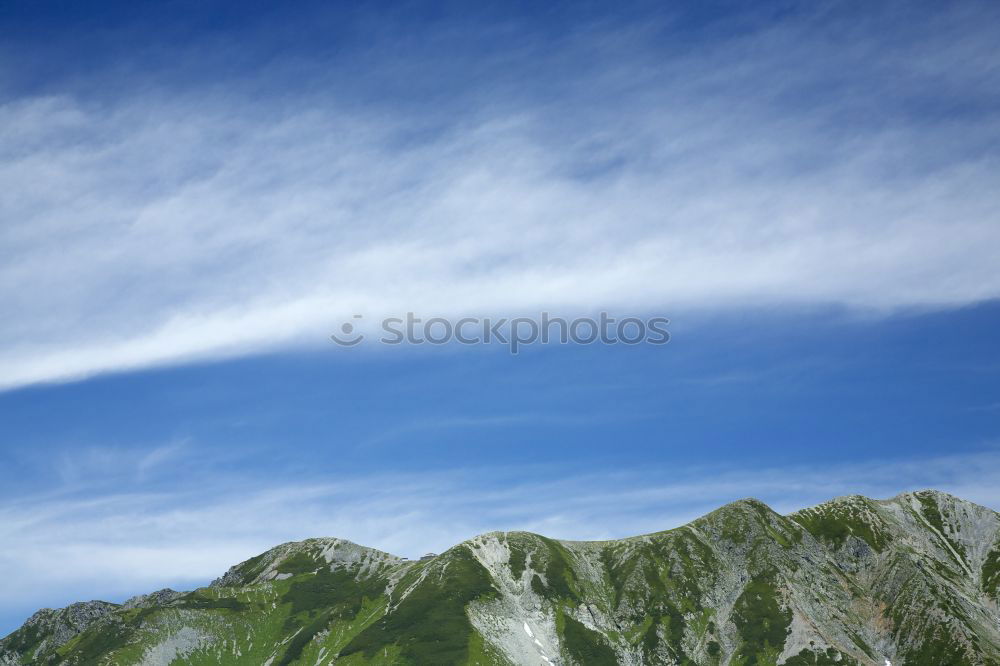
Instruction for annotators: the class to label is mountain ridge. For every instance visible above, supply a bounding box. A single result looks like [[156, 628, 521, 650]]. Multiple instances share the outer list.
[[3, 489, 999, 665]]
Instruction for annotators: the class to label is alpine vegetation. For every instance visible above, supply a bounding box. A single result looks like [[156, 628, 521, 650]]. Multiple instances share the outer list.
[[3, 490, 999, 665]]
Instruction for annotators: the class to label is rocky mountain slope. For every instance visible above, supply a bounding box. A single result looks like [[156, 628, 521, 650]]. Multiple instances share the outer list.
[[2, 490, 999, 665]]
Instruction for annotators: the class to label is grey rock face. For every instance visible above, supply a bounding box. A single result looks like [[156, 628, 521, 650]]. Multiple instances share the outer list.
[[122, 589, 182, 610], [0, 601, 118, 665]]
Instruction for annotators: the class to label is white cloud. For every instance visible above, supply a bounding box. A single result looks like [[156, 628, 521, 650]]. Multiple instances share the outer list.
[[1, 6, 999, 390]]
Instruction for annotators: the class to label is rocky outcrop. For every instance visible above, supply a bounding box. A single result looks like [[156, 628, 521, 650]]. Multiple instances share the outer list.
[[0, 601, 118, 665]]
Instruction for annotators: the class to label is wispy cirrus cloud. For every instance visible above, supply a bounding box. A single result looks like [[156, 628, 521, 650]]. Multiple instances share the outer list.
[[2, 3, 1000, 391]]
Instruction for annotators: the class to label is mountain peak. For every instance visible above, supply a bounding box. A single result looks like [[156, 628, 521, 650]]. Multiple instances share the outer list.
[[211, 536, 404, 588]]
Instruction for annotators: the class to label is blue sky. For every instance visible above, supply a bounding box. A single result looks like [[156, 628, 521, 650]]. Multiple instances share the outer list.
[[2, 0, 1000, 636]]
